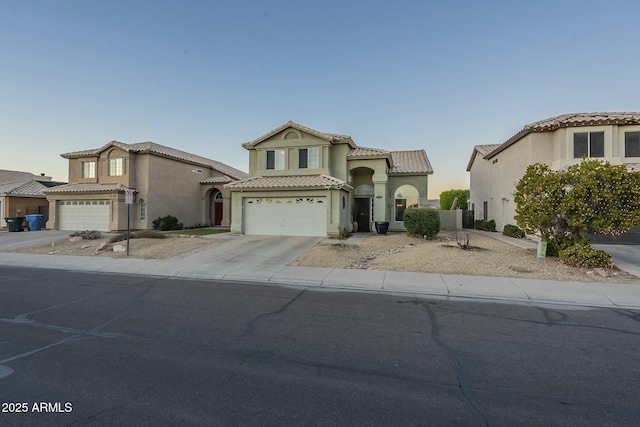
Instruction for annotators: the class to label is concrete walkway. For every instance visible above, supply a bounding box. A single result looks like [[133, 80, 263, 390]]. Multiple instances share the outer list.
[[1, 229, 639, 310]]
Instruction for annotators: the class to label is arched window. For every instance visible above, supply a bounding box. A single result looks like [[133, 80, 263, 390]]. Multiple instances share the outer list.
[[394, 185, 419, 221]]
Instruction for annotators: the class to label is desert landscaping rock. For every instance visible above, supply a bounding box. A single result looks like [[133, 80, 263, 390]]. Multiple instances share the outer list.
[[290, 231, 640, 284]]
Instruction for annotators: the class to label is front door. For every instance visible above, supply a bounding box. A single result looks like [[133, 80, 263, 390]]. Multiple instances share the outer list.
[[214, 201, 223, 226], [355, 198, 370, 232]]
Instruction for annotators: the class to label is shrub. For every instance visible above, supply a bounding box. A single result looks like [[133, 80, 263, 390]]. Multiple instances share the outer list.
[[108, 230, 167, 243], [337, 225, 351, 240], [404, 208, 440, 239], [439, 189, 468, 210], [152, 215, 183, 231], [558, 243, 614, 268], [69, 230, 102, 240], [474, 219, 496, 232], [503, 224, 525, 238]]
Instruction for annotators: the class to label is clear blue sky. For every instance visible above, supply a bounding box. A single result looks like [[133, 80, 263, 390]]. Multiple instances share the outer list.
[[2, 0, 639, 198]]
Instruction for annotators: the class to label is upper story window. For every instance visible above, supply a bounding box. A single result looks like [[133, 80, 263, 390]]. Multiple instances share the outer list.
[[299, 147, 319, 169], [109, 158, 124, 176], [573, 132, 604, 158], [625, 131, 640, 157], [82, 161, 96, 178], [266, 150, 285, 170]]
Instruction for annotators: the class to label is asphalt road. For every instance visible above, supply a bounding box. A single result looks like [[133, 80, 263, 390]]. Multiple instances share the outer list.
[[1, 267, 639, 426]]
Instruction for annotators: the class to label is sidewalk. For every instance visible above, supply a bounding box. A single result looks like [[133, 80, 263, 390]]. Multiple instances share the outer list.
[[1, 234, 639, 310]]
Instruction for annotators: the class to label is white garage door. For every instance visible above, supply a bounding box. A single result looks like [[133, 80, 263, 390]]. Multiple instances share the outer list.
[[244, 197, 326, 237], [59, 200, 110, 231]]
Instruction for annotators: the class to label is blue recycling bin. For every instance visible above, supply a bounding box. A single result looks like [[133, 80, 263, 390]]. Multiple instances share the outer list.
[[25, 214, 44, 231]]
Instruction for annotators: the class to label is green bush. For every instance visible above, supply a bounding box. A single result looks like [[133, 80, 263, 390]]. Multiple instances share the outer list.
[[404, 208, 440, 239], [474, 219, 496, 232], [558, 243, 614, 268], [152, 215, 183, 231], [503, 224, 525, 238], [439, 189, 468, 210]]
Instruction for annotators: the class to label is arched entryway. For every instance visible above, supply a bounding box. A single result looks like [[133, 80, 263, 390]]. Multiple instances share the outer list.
[[209, 189, 223, 226]]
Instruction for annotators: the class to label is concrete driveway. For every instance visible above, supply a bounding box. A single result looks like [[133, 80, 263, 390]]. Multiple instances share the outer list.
[[188, 234, 322, 266], [593, 244, 640, 277], [0, 230, 322, 267], [0, 229, 72, 251]]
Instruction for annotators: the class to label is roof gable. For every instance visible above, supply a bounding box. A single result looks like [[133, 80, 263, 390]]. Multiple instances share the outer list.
[[243, 121, 355, 149], [488, 112, 640, 159], [466, 144, 501, 171], [61, 141, 247, 181]]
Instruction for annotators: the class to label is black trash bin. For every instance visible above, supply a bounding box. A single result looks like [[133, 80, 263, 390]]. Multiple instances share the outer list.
[[374, 221, 390, 235], [6, 217, 25, 232]]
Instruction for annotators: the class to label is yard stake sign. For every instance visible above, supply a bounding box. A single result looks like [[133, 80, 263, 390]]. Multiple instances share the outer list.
[[125, 189, 134, 256]]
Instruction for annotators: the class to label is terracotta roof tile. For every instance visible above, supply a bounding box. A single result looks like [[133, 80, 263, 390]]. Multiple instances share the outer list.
[[200, 176, 232, 184], [243, 121, 354, 148], [61, 141, 248, 181], [489, 112, 640, 159], [348, 147, 390, 157], [44, 183, 133, 193], [390, 150, 433, 174], [225, 174, 351, 190]]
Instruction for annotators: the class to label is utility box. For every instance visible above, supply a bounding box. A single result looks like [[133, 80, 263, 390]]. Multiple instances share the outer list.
[[537, 241, 547, 258]]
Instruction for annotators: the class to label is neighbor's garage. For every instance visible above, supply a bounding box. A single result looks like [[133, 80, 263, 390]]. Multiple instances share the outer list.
[[243, 197, 326, 236], [58, 200, 110, 231]]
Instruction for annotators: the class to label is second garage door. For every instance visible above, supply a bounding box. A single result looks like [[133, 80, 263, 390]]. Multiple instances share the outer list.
[[243, 197, 326, 237], [58, 200, 110, 231]]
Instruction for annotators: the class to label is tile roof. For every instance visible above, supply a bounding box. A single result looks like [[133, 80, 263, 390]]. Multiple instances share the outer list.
[[225, 174, 351, 190], [489, 112, 640, 159], [44, 183, 133, 193], [525, 112, 640, 131], [0, 180, 48, 197], [61, 141, 247, 181], [348, 147, 390, 157], [389, 150, 433, 174], [200, 176, 232, 184], [243, 121, 355, 148], [0, 169, 39, 184], [466, 144, 502, 171]]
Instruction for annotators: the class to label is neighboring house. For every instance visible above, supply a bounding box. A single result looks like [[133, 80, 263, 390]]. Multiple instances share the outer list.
[[225, 121, 433, 237], [0, 170, 65, 228], [467, 112, 640, 232], [45, 141, 247, 232]]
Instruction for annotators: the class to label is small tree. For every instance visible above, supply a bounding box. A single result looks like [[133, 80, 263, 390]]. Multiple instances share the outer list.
[[440, 189, 468, 210], [514, 159, 640, 252]]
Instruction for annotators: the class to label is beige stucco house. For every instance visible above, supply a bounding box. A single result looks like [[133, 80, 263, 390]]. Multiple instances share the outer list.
[[467, 112, 640, 231], [0, 170, 64, 228], [45, 141, 247, 231], [225, 121, 433, 237]]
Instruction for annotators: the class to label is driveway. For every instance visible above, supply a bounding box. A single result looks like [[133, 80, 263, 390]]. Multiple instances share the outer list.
[[0, 230, 71, 251], [189, 234, 323, 266], [593, 244, 640, 277]]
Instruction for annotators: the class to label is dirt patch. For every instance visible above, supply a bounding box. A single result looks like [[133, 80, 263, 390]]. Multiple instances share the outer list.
[[289, 231, 640, 284], [6, 234, 215, 259]]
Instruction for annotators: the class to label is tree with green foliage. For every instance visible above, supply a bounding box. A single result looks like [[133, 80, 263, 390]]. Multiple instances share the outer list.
[[439, 189, 468, 210], [514, 160, 640, 253]]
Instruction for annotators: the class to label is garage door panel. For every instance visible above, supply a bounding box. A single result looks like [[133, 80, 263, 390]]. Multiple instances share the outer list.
[[244, 197, 326, 237], [59, 200, 110, 231]]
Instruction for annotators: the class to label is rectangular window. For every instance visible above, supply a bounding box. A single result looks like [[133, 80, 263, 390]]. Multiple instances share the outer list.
[[483, 201, 488, 221], [573, 132, 604, 158], [298, 147, 319, 169], [82, 161, 96, 178], [625, 131, 640, 157], [109, 158, 123, 176], [266, 150, 284, 170], [139, 199, 146, 221]]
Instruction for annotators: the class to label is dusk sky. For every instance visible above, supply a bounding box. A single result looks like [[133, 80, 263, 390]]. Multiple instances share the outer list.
[[2, 0, 639, 198]]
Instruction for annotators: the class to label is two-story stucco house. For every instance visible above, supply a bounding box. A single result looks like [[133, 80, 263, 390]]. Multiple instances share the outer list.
[[467, 112, 640, 232], [45, 141, 247, 231], [225, 121, 433, 237]]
